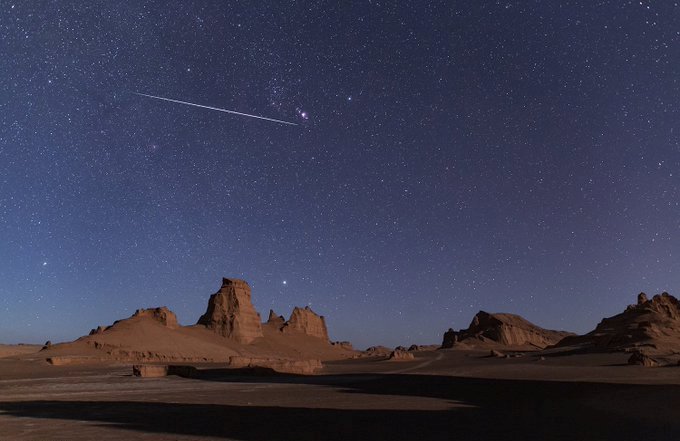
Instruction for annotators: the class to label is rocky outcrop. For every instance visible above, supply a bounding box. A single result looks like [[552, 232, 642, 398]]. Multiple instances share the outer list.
[[388, 349, 414, 361], [86, 307, 178, 337], [363, 346, 392, 357], [556, 292, 680, 354], [197, 278, 263, 344], [441, 311, 573, 349], [267, 309, 286, 327], [331, 341, 354, 351], [89, 326, 107, 335], [408, 344, 439, 352], [441, 329, 458, 348], [228, 356, 322, 374], [627, 351, 659, 367], [132, 307, 179, 328], [132, 364, 169, 377], [282, 306, 329, 341]]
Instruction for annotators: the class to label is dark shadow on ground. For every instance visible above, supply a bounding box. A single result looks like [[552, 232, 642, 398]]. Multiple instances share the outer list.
[[1, 374, 680, 440]]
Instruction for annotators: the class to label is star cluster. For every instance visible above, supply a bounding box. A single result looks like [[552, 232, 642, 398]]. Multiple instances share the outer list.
[[1, 1, 680, 347]]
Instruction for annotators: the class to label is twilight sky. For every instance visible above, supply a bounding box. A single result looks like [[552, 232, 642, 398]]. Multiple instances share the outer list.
[[1, 1, 679, 348]]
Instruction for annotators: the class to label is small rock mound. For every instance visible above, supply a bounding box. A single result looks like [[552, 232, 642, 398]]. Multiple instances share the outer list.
[[388, 350, 415, 361], [229, 356, 322, 374], [363, 346, 392, 357], [331, 341, 354, 351], [197, 278, 263, 344], [282, 306, 329, 340], [628, 351, 659, 367]]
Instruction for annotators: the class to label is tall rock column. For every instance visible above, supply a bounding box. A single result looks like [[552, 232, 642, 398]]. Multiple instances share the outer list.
[[197, 278, 263, 344]]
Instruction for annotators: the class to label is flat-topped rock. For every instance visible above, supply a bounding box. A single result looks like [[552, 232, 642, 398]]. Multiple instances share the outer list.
[[132, 307, 179, 328], [228, 356, 322, 374]]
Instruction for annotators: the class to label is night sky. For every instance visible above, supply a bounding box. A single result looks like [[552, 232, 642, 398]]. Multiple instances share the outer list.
[[2, 1, 679, 348]]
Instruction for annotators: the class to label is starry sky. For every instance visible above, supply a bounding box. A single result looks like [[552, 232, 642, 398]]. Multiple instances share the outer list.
[[1, 1, 679, 348]]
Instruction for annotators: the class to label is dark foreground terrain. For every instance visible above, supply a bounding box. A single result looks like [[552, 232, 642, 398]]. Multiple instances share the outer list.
[[1, 350, 679, 440]]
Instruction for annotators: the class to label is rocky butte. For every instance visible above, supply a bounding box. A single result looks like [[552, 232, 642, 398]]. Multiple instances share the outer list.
[[281, 306, 329, 341], [441, 310, 573, 349], [196, 278, 263, 344]]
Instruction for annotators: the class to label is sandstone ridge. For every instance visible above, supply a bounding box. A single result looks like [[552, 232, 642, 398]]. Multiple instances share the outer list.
[[441, 311, 573, 349], [556, 292, 680, 355]]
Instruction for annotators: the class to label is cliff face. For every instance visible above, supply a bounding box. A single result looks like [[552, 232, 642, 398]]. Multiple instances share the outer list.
[[197, 278, 263, 344], [442, 311, 573, 349], [282, 306, 329, 341], [556, 292, 680, 354]]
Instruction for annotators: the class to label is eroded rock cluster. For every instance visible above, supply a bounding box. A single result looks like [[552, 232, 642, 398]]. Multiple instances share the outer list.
[[556, 292, 680, 353]]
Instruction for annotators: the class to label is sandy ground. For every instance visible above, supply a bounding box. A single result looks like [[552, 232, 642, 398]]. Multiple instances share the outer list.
[[1, 350, 680, 440], [0, 344, 42, 358]]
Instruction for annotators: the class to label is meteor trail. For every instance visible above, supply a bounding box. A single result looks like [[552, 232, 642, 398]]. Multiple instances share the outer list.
[[133, 92, 298, 126]]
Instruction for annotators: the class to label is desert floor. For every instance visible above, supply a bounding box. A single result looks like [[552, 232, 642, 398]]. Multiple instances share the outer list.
[[1, 349, 679, 440]]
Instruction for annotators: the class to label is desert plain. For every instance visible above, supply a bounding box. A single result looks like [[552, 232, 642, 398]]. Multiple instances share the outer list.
[[1, 279, 680, 440]]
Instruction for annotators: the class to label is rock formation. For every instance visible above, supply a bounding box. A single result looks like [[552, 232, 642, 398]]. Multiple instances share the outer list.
[[363, 346, 392, 357], [627, 351, 659, 367], [331, 341, 354, 351], [441, 328, 458, 348], [556, 292, 680, 354], [388, 349, 415, 361], [132, 307, 179, 328], [197, 278, 263, 344], [36, 277, 354, 365], [441, 311, 573, 349], [267, 309, 286, 327], [229, 356, 322, 374], [408, 344, 439, 352], [282, 306, 329, 341]]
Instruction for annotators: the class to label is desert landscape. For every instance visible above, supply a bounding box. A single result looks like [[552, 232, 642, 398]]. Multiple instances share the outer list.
[[4, 1, 679, 440], [2, 277, 680, 440]]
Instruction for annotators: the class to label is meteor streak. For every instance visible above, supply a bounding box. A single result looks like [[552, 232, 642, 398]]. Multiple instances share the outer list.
[[133, 92, 298, 126]]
